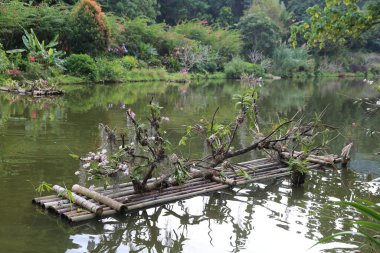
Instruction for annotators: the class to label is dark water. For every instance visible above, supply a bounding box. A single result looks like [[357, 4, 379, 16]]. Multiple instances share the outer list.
[[0, 79, 379, 253]]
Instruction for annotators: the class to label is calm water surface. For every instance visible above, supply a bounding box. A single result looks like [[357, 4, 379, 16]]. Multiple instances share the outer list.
[[0, 79, 379, 253]]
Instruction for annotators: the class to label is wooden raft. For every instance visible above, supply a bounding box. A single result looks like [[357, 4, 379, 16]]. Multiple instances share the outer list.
[[32, 155, 343, 223]]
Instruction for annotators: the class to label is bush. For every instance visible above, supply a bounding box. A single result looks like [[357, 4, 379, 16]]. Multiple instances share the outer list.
[[96, 58, 125, 81], [205, 61, 218, 73], [64, 54, 98, 80], [173, 21, 242, 64], [121, 56, 139, 70], [0, 43, 10, 74], [224, 58, 265, 79], [121, 18, 172, 57], [24, 62, 49, 80], [272, 45, 314, 77], [124, 68, 169, 81]]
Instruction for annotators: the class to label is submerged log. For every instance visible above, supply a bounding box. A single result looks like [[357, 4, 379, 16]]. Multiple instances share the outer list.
[[72, 184, 127, 212], [53, 185, 103, 216]]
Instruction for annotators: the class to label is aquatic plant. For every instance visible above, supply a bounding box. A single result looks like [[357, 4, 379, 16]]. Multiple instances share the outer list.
[[315, 199, 380, 252]]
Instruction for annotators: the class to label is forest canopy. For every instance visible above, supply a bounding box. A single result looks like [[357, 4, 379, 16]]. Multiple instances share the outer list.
[[0, 0, 379, 84]]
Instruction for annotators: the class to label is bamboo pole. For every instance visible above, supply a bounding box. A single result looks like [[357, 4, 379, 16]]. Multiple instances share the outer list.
[[72, 184, 127, 212], [237, 157, 270, 165], [42, 199, 70, 209], [65, 182, 222, 223], [235, 171, 291, 186], [125, 182, 219, 206], [127, 184, 229, 211], [69, 210, 116, 223], [32, 195, 58, 204], [53, 185, 103, 216]]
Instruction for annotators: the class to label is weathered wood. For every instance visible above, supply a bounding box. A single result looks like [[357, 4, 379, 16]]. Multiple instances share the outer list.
[[42, 199, 70, 209], [281, 152, 342, 167], [72, 184, 127, 212], [53, 185, 103, 216], [341, 142, 353, 167], [127, 184, 229, 211], [69, 209, 116, 223], [32, 195, 59, 204]]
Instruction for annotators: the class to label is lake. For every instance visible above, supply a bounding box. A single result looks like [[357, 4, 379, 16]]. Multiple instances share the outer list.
[[0, 79, 379, 252]]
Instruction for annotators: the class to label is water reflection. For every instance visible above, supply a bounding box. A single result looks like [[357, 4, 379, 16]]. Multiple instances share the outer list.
[[0, 79, 380, 253]]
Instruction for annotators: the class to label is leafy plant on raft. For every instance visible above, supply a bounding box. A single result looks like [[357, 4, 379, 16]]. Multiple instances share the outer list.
[[314, 199, 380, 252], [74, 88, 338, 193]]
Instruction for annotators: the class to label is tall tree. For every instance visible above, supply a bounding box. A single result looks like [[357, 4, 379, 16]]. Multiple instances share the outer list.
[[98, 0, 158, 19], [284, 0, 325, 21], [291, 0, 380, 48], [157, 0, 251, 25], [68, 0, 110, 53]]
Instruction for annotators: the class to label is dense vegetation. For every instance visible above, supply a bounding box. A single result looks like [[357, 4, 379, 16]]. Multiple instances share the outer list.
[[0, 0, 379, 86]]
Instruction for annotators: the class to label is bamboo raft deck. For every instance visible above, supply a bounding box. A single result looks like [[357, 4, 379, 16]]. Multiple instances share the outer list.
[[32, 154, 343, 223]]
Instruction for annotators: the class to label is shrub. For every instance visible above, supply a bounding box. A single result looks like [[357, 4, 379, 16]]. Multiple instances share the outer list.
[[173, 21, 242, 64], [205, 61, 218, 73], [7, 53, 27, 71], [224, 58, 265, 79], [24, 62, 49, 80], [124, 68, 169, 81], [64, 54, 98, 80], [164, 55, 181, 72], [121, 18, 172, 56], [96, 58, 124, 81], [0, 43, 10, 74], [272, 45, 314, 77], [121, 56, 139, 70], [176, 43, 213, 73]]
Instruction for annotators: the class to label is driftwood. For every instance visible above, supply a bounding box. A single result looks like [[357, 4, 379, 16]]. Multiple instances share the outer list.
[[53, 185, 103, 216], [0, 86, 64, 96], [72, 184, 127, 212], [341, 142, 353, 167], [281, 152, 341, 167]]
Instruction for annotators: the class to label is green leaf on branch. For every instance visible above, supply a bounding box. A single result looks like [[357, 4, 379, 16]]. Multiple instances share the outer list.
[[235, 170, 252, 179], [179, 136, 188, 146], [35, 181, 53, 195]]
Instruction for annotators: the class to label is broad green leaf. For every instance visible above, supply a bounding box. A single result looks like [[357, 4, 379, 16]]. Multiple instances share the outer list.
[[353, 221, 380, 232], [235, 170, 251, 179], [179, 136, 188, 146], [340, 201, 380, 221], [69, 153, 80, 160], [6, 49, 26, 54]]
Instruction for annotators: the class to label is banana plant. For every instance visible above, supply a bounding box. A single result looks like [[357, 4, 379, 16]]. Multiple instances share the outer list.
[[7, 29, 65, 68]]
